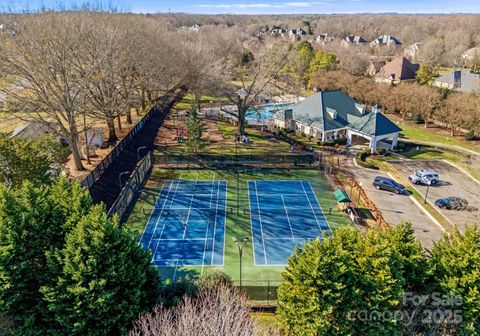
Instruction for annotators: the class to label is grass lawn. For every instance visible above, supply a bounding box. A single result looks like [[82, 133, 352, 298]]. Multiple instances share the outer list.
[[123, 167, 352, 303], [251, 312, 283, 333], [174, 93, 229, 111], [390, 116, 480, 153], [401, 147, 480, 182], [160, 122, 291, 156]]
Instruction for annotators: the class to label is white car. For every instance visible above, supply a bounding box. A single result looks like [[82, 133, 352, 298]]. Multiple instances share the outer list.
[[408, 170, 440, 185]]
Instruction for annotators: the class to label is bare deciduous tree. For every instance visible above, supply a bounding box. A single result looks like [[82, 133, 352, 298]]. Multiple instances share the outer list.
[[0, 13, 96, 171], [219, 43, 291, 135], [129, 286, 281, 336]]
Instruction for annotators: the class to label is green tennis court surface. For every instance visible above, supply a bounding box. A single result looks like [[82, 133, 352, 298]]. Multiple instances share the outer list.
[[126, 168, 351, 285]]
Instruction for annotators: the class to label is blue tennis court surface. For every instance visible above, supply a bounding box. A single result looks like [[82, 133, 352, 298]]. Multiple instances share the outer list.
[[248, 180, 330, 266], [140, 180, 227, 267]]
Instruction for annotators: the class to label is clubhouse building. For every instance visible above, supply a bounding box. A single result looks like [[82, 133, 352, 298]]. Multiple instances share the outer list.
[[272, 90, 402, 153]]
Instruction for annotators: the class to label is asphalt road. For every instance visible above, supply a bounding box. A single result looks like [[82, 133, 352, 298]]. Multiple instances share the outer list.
[[391, 159, 480, 231], [341, 152, 445, 250]]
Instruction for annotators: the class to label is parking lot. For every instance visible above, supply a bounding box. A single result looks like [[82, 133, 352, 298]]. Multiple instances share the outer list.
[[391, 159, 480, 231], [342, 153, 444, 250]]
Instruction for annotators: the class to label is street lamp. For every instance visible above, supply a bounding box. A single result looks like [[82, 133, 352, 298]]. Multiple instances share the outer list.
[[118, 171, 130, 189], [235, 138, 240, 215], [424, 181, 431, 204], [357, 182, 363, 206], [232, 237, 248, 289], [137, 146, 148, 161]]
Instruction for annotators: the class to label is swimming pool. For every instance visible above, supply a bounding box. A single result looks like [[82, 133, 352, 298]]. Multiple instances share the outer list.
[[246, 103, 292, 121]]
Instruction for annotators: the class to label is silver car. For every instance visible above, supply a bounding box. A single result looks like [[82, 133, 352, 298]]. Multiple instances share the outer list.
[[408, 170, 440, 185]]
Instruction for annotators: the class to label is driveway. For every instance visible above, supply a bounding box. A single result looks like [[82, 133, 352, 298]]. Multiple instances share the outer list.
[[391, 159, 480, 231], [340, 151, 444, 250]]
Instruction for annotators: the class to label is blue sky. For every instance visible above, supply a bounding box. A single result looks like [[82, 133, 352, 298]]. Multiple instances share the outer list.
[[3, 0, 480, 14]]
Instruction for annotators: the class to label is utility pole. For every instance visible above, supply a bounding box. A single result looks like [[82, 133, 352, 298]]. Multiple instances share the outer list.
[[232, 237, 248, 289]]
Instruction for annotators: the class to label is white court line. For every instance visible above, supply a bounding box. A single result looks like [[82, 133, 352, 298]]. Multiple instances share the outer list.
[[221, 181, 228, 266], [139, 180, 170, 246], [146, 180, 174, 250], [182, 192, 195, 240], [300, 181, 324, 233], [202, 180, 217, 274], [152, 181, 180, 259], [210, 180, 221, 266], [281, 195, 295, 238], [153, 238, 211, 241], [247, 181, 257, 265], [304, 181, 332, 233], [254, 180, 268, 265]]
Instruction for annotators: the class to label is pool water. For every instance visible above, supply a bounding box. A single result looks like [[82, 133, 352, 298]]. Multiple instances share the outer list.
[[246, 103, 292, 120]]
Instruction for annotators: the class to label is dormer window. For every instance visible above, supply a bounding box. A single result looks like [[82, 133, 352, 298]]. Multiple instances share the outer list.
[[355, 103, 366, 115], [326, 107, 337, 119]]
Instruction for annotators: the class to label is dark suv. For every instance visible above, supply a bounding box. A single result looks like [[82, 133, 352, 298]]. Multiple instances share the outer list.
[[372, 176, 406, 194]]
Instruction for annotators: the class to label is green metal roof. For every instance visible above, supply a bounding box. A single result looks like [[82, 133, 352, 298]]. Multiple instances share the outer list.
[[334, 189, 351, 203], [348, 111, 402, 136], [278, 90, 401, 137], [291, 90, 365, 131]]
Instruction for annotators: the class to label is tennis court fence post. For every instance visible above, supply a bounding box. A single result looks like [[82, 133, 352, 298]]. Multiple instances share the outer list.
[[267, 281, 270, 306]]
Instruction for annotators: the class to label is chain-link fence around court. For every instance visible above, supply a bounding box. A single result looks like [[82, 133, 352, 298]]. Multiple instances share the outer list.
[[233, 280, 282, 306], [108, 151, 154, 220], [154, 151, 323, 169]]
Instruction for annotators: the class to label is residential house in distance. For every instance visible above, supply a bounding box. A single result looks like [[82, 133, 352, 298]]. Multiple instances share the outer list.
[[272, 90, 401, 153], [366, 61, 386, 77], [315, 33, 334, 45], [10, 121, 51, 139], [341, 35, 368, 47], [289, 28, 307, 40], [375, 57, 419, 84], [433, 70, 480, 94], [188, 23, 201, 32], [370, 35, 402, 48], [461, 47, 480, 61], [404, 42, 422, 61], [271, 28, 287, 37]]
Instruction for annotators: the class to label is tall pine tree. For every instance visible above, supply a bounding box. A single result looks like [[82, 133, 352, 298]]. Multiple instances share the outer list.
[[0, 179, 92, 335], [277, 223, 427, 336], [431, 225, 480, 334], [184, 107, 207, 154], [41, 205, 159, 336]]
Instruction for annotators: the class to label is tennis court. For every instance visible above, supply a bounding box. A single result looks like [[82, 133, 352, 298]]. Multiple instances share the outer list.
[[248, 180, 330, 266], [140, 180, 227, 267]]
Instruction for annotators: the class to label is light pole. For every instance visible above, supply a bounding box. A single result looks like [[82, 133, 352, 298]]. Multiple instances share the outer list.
[[357, 182, 363, 206], [118, 171, 130, 189], [236, 139, 239, 215], [232, 237, 248, 289], [424, 182, 431, 204], [137, 146, 148, 161]]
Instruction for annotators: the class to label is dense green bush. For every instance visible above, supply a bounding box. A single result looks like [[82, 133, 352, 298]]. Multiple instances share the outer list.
[[0, 179, 159, 335], [278, 223, 429, 336], [412, 113, 424, 124], [196, 270, 233, 290], [355, 150, 378, 169], [465, 130, 476, 141]]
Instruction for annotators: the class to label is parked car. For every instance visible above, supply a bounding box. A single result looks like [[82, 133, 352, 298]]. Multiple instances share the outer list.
[[372, 176, 406, 194], [434, 197, 475, 211], [409, 170, 439, 185]]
